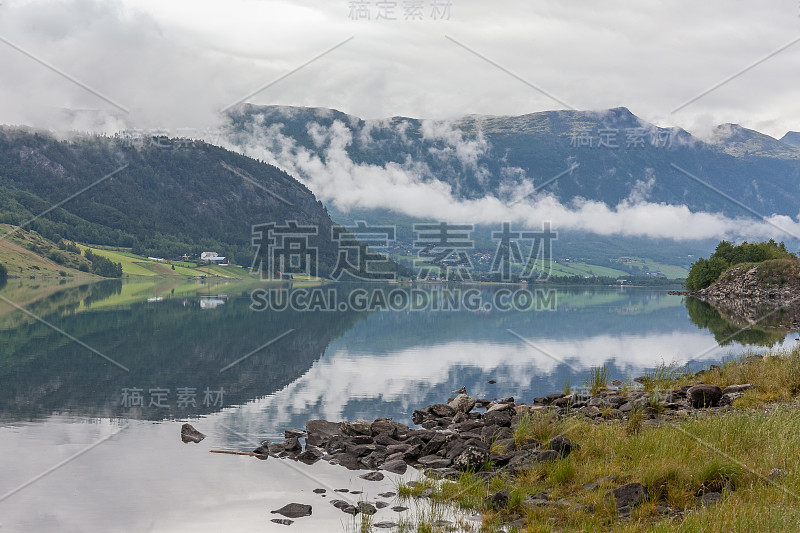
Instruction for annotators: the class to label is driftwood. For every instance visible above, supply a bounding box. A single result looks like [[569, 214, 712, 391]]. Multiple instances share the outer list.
[[209, 450, 266, 456]]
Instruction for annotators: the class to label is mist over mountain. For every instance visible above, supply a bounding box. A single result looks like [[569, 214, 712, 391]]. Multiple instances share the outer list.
[[222, 105, 800, 253]]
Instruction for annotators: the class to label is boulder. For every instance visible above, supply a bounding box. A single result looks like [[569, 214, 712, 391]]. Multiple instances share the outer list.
[[452, 447, 489, 471], [428, 404, 457, 418], [341, 419, 372, 436], [305, 420, 342, 447], [297, 447, 325, 465], [180, 423, 205, 444], [382, 459, 408, 474], [549, 435, 580, 458], [483, 409, 513, 427], [688, 384, 723, 408], [370, 419, 406, 437], [358, 502, 378, 515], [448, 394, 477, 414], [722, 384, 754, 395], [271, 519, 293, 526], [610, 483, 647, 509]]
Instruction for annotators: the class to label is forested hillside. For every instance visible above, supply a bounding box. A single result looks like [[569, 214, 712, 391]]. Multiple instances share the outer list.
[[0, 128, 338, 273]]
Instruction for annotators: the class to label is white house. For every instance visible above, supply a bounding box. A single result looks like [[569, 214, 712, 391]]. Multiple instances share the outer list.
[[201, 252, 227, 264]]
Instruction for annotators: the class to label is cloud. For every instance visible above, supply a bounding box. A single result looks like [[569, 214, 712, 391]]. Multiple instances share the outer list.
[[225, 116, 800, 242], [0, 0, 798, 139]]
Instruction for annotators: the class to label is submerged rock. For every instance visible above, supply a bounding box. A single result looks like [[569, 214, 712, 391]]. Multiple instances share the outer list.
[[271, 503, 312, 518]]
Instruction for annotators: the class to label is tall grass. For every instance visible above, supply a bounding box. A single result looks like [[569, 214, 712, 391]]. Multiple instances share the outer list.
[[587, 364, 610, 394]]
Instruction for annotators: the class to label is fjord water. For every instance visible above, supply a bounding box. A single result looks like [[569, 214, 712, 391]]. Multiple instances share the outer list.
[[0, 281, 795, 531]]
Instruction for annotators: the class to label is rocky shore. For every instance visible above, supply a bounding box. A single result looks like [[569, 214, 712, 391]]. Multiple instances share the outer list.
[[241, 373, 761, 527], [678, 261, 800, 328]]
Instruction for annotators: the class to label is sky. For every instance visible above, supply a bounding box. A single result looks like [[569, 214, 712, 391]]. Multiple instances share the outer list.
[[1, 0, 799, 138], [2, 0, 800, 242]]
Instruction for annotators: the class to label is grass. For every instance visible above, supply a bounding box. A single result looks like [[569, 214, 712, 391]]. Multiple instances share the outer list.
[[587, 364, 610, 394], [396, 347, 800, 532]]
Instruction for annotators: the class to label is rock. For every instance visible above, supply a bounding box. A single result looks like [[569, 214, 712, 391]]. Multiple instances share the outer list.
[[428, 404, 457, 418], [417, 455, 452, 469], [375, 501, 389, 509], [769, 468, 788, 481], [610, 483, 647, 509], [360, 471, 385, 481], [378, 492, 396, 498], [285, 428, 305, 439], [483, 409, 513, 427], [523, 497, 550, 506], [382, 459, 408, 474], [452, 447, 489, 471], [371, 419, 406, 437], [487, 489, 510, 510], [358, 502, 377, 515], [722, 384, 754, 395], [485, 402, 514, 413], [251, 442, 270, 459], [582, 482, 598, 491], [180, 423, 205, 444], [549, 435, 579, 458], [452, 411, 467, 423], [329, 453, 361, 470], [374, 521, 397, 529], [282, 437, 302, 452], [698, 492, 722, 506], [330, 500, 359, 515], [313, 488, 326, 494], [305, 420, 342, 446], [536, 449, 559, 462], [552, 396, 574, 407], [448, 394, 477, 414], [297, 447, 324, 465], [361, 450, 388, 469], [583, 406, 601, 417], [688, 384, 723, 408], [271, 518, 294, 526], [391, 506, 409, 512], [488, 380, 496, 384], [341, 419, 372, 436], [271, 503, 312, 518], [420, 433, 448, 456]]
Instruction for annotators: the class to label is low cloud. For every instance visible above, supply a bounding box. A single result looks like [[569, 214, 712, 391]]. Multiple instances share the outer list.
[[224, 117, 800, 242]]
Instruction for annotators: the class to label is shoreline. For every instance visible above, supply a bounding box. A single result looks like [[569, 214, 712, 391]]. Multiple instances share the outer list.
[[248, 349, 800, 532]]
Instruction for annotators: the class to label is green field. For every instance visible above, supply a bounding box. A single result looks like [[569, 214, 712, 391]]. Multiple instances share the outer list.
[[78, 246, 249, 279]]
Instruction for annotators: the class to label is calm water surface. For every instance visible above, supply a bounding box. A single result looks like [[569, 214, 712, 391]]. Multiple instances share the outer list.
[[0, 281, 794, 532]]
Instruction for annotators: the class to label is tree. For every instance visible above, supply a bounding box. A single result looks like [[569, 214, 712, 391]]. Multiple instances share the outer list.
[[685, 240, 796, 291], [0, 260, 7, 283]]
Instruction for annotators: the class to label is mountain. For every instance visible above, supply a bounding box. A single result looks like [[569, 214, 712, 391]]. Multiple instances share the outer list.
[[708, 124, 800, 159], [0, 128, 338, 273], [223, 105, 800, 220], [780, 131, 800, 148]]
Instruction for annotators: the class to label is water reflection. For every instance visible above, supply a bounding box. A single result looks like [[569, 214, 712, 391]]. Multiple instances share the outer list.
[[684, 296, 793, 347], [2, 281, 793, 429]]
